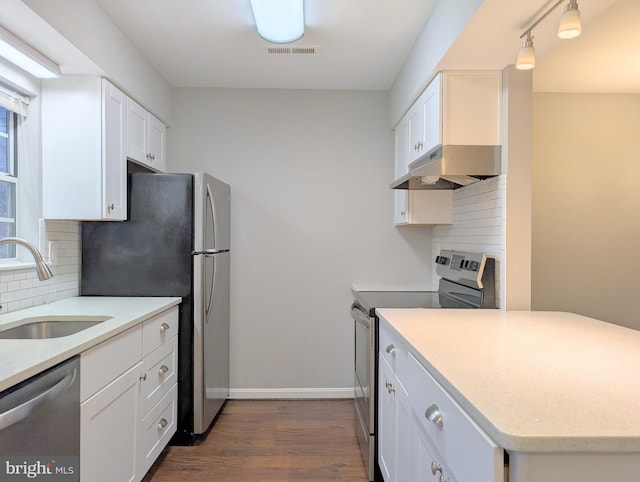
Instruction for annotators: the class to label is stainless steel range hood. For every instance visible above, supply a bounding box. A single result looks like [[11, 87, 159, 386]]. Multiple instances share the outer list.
[[391, 145, 502, 190]]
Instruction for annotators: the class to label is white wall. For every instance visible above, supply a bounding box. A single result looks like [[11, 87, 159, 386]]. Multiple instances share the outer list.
[[21, 0, 173, 123], [389, 0, 484, 127], [168, 88, 433, 397], [532, 93, 640, 330]]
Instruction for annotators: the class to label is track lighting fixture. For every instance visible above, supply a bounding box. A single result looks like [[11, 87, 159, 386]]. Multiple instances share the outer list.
[[515, 0, 583, 70]]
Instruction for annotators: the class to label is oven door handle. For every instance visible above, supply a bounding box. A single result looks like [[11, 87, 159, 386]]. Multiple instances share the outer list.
[[351, 302, 372, 327]]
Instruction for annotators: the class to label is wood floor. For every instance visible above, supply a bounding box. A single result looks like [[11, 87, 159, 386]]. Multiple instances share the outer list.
[[144, 399, 368, 482]]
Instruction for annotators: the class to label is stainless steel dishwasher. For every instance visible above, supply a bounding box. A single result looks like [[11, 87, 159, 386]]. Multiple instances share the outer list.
[[0, 356, 80, 481]]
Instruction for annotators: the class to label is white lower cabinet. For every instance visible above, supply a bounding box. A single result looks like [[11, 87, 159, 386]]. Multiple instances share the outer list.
[[378, 319, 502, 482], [81, 361, 142, 482], [378, 358, 411, 482], [378, 325, 411, 482], [408, 352, 502, 482], [80, 307, 179, 482]]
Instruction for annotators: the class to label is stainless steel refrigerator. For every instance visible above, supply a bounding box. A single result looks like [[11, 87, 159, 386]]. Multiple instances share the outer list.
[[81, 172, 230, 444]]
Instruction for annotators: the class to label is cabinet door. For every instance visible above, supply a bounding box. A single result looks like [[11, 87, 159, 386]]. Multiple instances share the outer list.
[[441, 71, 501, 145], [102, 80, 127, 220], [379, 356, 411, 482], [394, 190, 409, 225], [148, 114, 166, 172], [395, 376, 411, 482], [81, 362, 142, 482], [127, 97, 149, 165], [422, 74, 442, 155], [378, 358, 395, 482], [407, 102, 424, 164], [394, 190, 453, 226], [394, 116, 409, 179]]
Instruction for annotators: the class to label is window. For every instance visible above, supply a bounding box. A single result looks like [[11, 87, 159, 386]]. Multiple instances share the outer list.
[[0, 105, 17, 259]]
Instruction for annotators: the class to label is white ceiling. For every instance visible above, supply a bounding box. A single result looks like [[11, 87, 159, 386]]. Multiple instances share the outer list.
[[88, 0, 639, 94], [91, 0, 439, 91]]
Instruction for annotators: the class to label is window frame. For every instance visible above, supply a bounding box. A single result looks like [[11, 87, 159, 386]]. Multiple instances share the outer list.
[[0, 105, 17, 260]]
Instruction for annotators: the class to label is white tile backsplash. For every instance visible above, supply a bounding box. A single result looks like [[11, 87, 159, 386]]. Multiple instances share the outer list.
[[0, 220, 81, 313], [432, 176, 506, 307]]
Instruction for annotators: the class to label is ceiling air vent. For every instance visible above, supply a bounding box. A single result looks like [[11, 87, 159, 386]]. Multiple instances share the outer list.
[[265, 46, 319, 55]]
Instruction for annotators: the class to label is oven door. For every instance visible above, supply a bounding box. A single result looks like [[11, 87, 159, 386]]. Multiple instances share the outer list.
[[351, 301, 375, 480]]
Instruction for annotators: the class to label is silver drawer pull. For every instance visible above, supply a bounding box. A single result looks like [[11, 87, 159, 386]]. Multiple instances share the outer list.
[[385, 344, 397, 357], [159, 322, 170, 332], [439, 476, 450, 482], [431, 462, 443, 475], [158, 418, 168, 430], [158, 365, 169, 376], [425, 404, 443, 427], [139, 373, 147, 381]]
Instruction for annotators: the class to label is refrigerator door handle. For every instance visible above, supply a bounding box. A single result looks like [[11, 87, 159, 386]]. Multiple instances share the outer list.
[[191, 249, 230, 256], [206, 255, 216, 323]]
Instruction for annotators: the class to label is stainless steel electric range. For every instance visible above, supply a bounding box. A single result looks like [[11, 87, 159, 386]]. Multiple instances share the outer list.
[[350, 250, 496, 481]]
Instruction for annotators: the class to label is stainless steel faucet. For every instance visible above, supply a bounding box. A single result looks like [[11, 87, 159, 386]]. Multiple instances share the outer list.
[[0, 237, 54, 281]]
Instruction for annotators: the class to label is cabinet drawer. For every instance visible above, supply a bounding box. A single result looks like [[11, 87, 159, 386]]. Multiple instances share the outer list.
[[379, 321, 408, 383], [138, 384, 177, 478], [408, 353, 502, 482], [81, 324, 143, 402], [141, 336, 178, 415], [142, 306, 179, 356]]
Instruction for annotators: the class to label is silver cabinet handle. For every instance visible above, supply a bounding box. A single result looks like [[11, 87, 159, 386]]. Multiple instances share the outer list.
[[385, 344, 397, 357], [140, 373, 147, 381], [431, 462, 443, 475], [425, 403, 443, 427], [158, 365, 169, 376], [159, 322, 170, 332], [439, 476, 450, 482], [158, 418, 168, 430], [107, 203, 115, 211]]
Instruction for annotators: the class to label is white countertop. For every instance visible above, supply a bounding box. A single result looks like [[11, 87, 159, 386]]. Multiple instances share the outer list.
[[0, 296, 181, 392], [376, 308, 640, 453]]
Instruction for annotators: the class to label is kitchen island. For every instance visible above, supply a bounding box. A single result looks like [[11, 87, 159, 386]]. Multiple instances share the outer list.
[[377, 308, 640, 482]]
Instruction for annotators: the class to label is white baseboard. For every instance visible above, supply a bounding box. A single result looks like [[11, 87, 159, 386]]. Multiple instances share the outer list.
[[229, 387, 355, 399]]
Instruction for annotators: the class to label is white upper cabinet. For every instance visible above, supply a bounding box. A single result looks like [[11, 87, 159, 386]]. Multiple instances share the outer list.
[[439, 71, 501, 148], [42, 77, 127, 220], [396, 70, 501, 174], [394, 189, 452, 226], [394, 115, 409, 179], [127, 98, 166, 172]]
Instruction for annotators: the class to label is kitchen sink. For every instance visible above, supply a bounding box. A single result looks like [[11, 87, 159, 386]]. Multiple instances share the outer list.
[[0, 316, 112, 339]]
